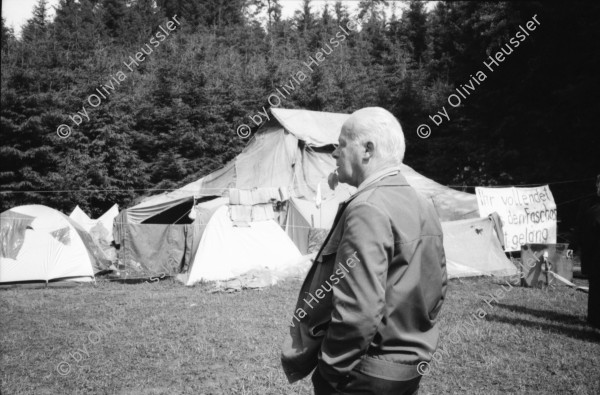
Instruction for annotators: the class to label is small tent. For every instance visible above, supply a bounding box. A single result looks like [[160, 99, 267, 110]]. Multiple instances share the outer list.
[[69, 205, 94, 230], [70, 204, 119, 241], [91, 204, 119, 244], [0, 205, 109, 284], [183, 205, 303, 285], [442, 215, 517, 278], [70, 204, 119, 261]]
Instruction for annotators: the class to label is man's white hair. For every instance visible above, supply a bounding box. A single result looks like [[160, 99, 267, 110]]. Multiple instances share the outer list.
[[343, 107, 405, 165]]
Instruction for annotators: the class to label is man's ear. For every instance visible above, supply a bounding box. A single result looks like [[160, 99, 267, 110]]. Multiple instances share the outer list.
[[363, 141, 375, 161]]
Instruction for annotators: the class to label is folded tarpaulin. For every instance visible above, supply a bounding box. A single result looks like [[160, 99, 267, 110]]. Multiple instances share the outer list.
[[229, 189, 251, 205], [229, 204, 276, 223], [254, 187, 281, 203], [229, 205, 252, 223], [251, 204, 275, 221], [228, 187, 282, 205]]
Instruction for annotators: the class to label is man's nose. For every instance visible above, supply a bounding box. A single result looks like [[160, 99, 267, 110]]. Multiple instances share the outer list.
[[332, 146, 339, 159]]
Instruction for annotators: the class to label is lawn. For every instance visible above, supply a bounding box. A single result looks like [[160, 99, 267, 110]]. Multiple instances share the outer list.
[[1, 275, 598, 395]]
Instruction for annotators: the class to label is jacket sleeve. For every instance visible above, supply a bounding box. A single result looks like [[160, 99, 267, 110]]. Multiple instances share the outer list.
[[317, 201, 392, 387]]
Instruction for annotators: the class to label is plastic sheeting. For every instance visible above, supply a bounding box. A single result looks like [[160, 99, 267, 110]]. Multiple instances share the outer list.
[[185, 206, 302, 285], [1, 211, 34, 259]]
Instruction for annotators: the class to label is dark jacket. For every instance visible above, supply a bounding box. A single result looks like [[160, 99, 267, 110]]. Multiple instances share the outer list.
[[281, 172, 447, 388], [577, 196, 600, 277]]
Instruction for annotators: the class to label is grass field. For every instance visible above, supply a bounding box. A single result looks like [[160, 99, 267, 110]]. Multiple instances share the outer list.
[[1, 275, 599, 395]]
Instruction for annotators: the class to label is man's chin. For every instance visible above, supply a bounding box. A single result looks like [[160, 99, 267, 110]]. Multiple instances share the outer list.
[[330, 168, 354, 188], [336, 173, 351, 186]]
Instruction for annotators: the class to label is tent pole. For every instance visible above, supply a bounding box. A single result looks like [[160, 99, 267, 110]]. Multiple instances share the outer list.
[[320, 206, 322, 228]]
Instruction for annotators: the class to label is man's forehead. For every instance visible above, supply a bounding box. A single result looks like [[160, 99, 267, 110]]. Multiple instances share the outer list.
[[342, 116, 357, 131], [338, 124, 351, 143], [341, 116, 358, 134]]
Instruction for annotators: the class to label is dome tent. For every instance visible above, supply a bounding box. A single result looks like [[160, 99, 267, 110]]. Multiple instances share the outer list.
[[0, 205, 109, 284]]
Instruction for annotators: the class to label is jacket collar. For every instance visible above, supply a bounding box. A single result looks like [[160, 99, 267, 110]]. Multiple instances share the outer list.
[[316, 171, 411, 261], [343, 171, 410, 205], [356, 166, 402, 192]]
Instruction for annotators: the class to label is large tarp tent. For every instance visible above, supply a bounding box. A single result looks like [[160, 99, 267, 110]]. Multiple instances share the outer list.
[[0, 205, 109, 284], [129, 108, 513, 279]]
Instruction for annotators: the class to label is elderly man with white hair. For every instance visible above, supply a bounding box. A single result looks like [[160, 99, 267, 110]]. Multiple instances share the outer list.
[[282, 107, 448, 394]]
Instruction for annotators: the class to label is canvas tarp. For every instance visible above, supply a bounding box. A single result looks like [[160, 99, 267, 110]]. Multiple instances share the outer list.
[[442, 216, 518, 278], [121, 223, 200, 277], [285, 200, 312, 255], [235, 125, 297, 189], [114, 197, 195, 278], [123, 196, 194, 224], [134, 109, 478, 223], [197, 109, 477, 220], [271, 108, 350, 147], [113, 197, 227, 278]]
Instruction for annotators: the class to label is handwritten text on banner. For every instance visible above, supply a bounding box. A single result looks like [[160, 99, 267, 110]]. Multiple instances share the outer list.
[[475, 185, 557, 251]]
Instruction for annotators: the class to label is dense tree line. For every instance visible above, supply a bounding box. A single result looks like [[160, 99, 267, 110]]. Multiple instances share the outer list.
[[1, 0, 598, 230]]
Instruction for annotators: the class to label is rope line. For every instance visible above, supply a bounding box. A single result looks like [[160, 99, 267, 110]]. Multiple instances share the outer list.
[[554, 192, 598, 207], [1, 192, 594, 219], [0, 177, 595, 194], [446, 177, 595, 189]]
